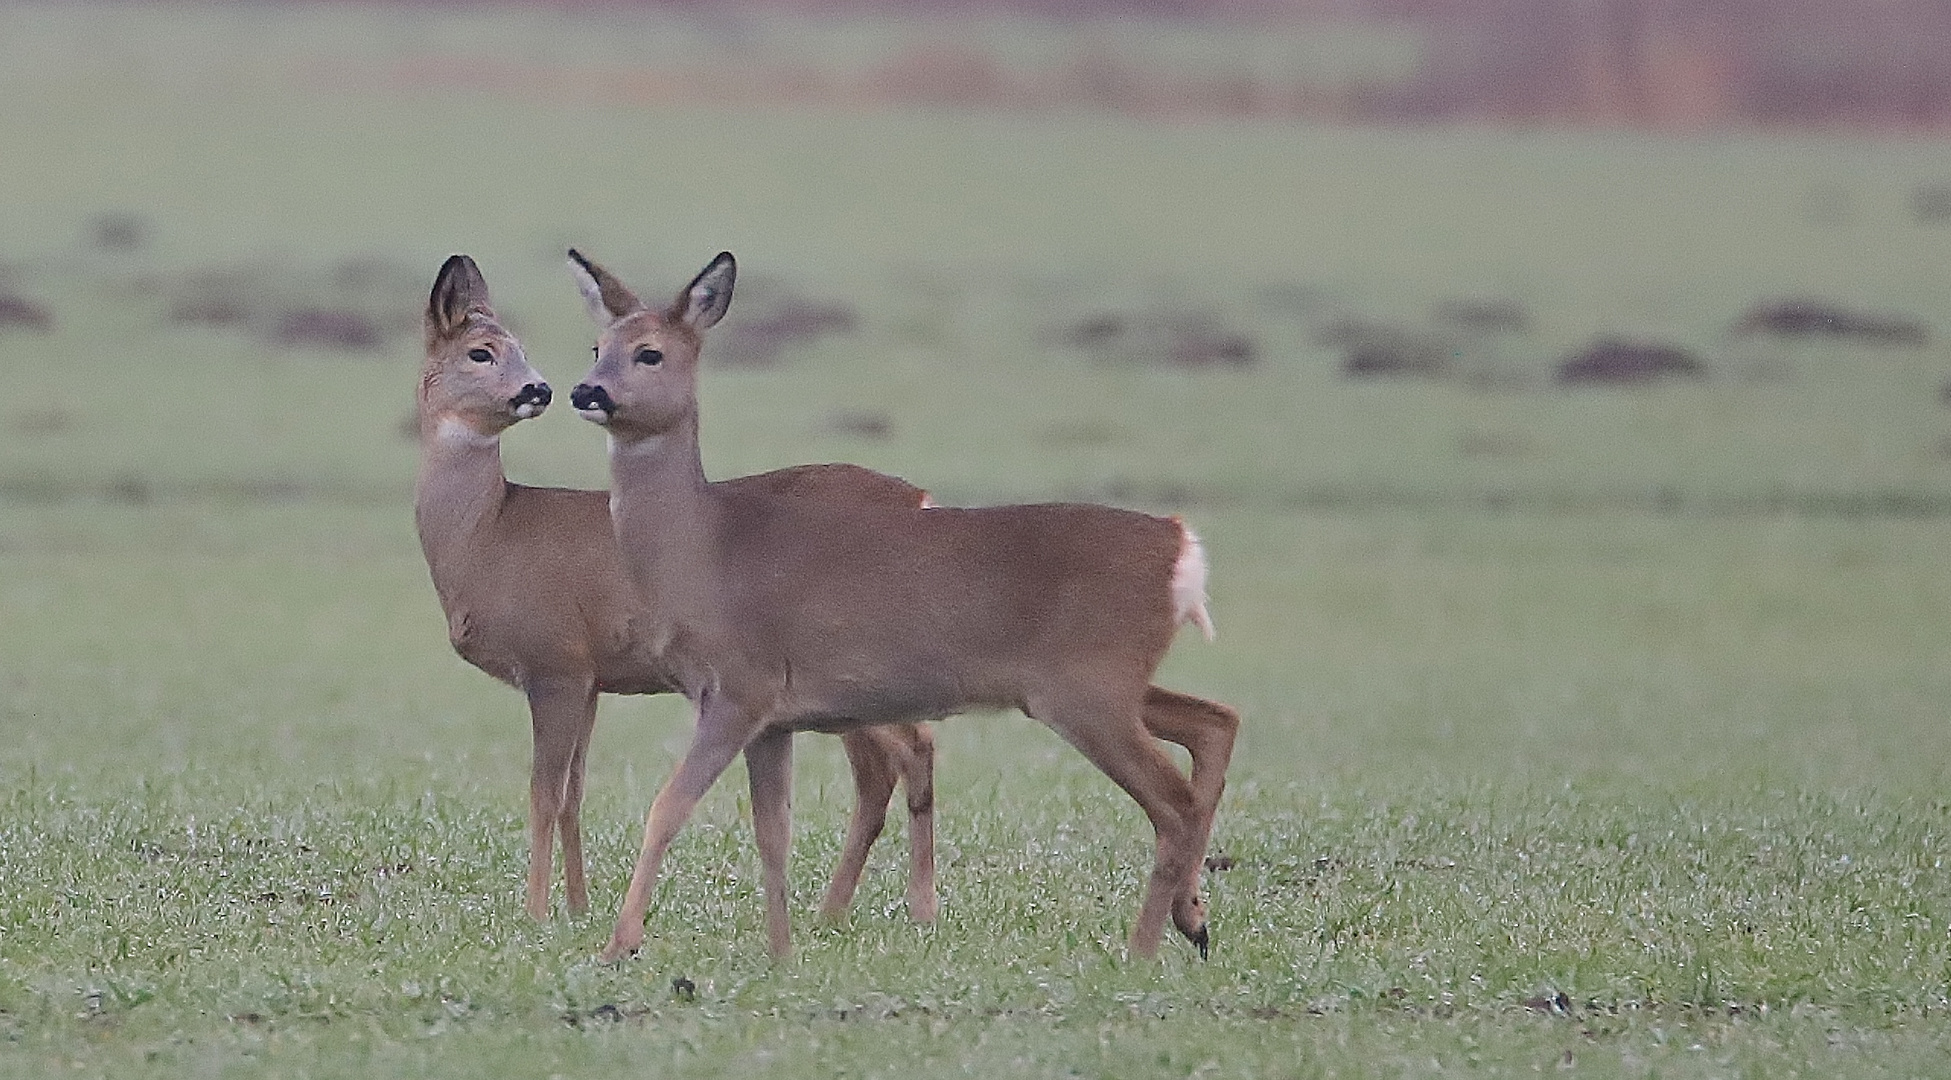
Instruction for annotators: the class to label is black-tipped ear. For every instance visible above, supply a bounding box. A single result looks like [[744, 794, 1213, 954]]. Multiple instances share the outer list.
[[427, 255, 492, 342], [567, 248, 643, 323], [673, 252, 735, 331]]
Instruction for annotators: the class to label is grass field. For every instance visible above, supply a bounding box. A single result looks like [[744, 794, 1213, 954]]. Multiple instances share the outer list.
[[5, 3, 1951, 1076]]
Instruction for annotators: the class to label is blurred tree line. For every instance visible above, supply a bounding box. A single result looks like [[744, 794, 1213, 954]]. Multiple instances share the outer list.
[[282, 0, 1951, 128]]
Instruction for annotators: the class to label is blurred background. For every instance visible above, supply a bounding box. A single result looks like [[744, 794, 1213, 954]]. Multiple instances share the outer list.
[[4, 0, 1951, 791]]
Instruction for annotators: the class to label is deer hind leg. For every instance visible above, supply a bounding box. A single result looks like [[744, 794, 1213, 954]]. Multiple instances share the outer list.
[[819, 727, 900, 924], [1141, 687, 1240, 958], [894, 723, 939, 923], [524, 676, 596, 922], [745, 729, 796, 959], [1033, 691, 1200, 960], [556, 687, 601, 916], [601, 693, 757, 962]]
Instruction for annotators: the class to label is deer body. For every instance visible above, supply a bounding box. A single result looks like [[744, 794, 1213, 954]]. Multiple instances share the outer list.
[[419, 463, 663, 695], [416, 256, 938, 926], [569, 251, 1237, 962], [611, 458, 1190, 727]]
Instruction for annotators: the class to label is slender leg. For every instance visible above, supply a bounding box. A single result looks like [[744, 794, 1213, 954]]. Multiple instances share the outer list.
[[1031, 691, 1199, 960], [600, 692, 758, 962], [894, 724, 939, 923], [820, 728, 898, 923], [745, 728, 796, 958], [556, 686, 601, 916], [1140, 687, 1239, 957], [523, 675, 595, 921]]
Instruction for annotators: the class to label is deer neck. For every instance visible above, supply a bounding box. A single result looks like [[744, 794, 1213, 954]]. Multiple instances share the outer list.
[[415, 415, 511, 580], [605, 409, 718, 633]]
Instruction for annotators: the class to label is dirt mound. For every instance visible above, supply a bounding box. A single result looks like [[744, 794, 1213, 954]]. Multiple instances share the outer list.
[[1912, 182, 1951, 223], [273, 308, 387, 352], [0, 294, 53, 333], [159, 255, 418, 355], [1557, 339, 1703, 383], [1054, 310, 1256, 369], [1431, 297, 1531, 335], [1342, 339, 1450, 378], [86, 212, 150, 253], [718, 298, 857, 367], [1734, 299, 1927, 347], [825, 409, 894, 440], [1317, 319, 1452, 378]]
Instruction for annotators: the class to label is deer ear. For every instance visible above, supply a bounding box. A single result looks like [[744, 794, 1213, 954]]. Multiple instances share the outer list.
[[427, 254, 492, 341], [567, 248, 643, 324], [674, 252, 736, 331]]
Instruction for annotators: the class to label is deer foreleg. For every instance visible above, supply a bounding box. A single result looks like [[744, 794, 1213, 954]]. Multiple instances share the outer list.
[[556, 685, 600, 916], [600, 695, 754, 962], [524, 676, 596, 922]]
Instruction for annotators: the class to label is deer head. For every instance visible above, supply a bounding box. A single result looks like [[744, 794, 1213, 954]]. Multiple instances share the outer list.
[[567, 249, 735, 440], [419, 255, 552, 439]]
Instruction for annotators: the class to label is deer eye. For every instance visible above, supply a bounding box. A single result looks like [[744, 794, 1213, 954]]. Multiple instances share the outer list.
[[467, 347, 493, 364], [633, 347, 663, 366]]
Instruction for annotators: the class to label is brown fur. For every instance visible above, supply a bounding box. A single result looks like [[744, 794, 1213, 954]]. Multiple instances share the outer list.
[[569, 250, 1238, 961], [416, 255, 938, 925]]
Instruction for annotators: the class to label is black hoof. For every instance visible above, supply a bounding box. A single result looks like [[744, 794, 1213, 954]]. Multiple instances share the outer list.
[[1193, 924, 1210, 960]]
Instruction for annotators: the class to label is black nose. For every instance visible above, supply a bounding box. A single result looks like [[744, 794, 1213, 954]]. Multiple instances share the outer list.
[[570, 383, 614, 415], [510, 382, 552, 410]]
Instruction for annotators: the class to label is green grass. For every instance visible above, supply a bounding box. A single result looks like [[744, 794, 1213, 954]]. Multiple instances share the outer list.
[[6, 2, 1951, 1075]]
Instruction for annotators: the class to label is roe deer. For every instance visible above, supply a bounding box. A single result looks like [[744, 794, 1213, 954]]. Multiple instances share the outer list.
[[566, 250, 1238, 962], [415, 255, 938, 926]]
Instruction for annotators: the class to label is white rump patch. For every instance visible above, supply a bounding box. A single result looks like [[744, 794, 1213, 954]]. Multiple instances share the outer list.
[[1172, 520, 1215, 641], [918, 492, 936, 509]]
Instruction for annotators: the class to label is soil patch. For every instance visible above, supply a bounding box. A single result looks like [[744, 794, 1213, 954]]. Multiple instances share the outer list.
[[1317, 319, 1453, 378], [1734, 299, 1927, 347], [0, 295, 53, 333], [1557, 339, 1703, 383], [719, 298, 857, 367], [1053, 310, 1256, 369]]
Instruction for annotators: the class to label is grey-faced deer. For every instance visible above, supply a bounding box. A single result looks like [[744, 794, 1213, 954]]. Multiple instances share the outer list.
[[567, 250, 1238, 962], [415, 255, 938, 927]]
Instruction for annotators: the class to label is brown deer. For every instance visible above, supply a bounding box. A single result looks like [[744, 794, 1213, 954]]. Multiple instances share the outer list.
[[415, 255, 938, 927], [566, 250, 1238, 962]]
